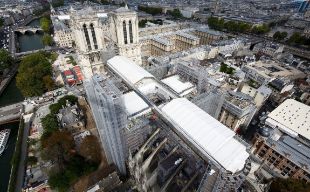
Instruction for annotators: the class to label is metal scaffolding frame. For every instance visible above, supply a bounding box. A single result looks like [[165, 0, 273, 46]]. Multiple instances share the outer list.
[[85, 75, 128, 175]]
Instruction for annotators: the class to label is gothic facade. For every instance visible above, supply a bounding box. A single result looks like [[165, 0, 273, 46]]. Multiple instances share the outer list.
[[52, 5, 142, 78]]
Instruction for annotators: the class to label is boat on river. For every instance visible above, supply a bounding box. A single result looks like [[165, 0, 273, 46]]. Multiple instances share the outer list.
[[0, 129, 10, 156]]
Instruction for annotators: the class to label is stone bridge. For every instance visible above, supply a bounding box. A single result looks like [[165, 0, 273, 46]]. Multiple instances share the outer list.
[[0, 102, 24, 125], [14, 26, 44, 34], [15, 47, 62, 57]]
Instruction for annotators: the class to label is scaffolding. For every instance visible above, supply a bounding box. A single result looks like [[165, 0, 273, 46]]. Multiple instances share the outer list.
[[85, 75, 128, 175], [191, 90, 225, 119], [176, 61, 206, 93]]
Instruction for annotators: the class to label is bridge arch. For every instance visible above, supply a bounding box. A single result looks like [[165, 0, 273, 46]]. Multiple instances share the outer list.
[[24, 30, 35, 35], [14, 31, 24, 35], [35, 29, 44, 34]]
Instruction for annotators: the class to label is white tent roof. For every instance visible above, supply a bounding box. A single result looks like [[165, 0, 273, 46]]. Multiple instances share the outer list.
[[107, 56, 154, 85], [161, 98, 249, 173], [122, 91, 150, 116], [58, 15, 70, 20], [161, 75, 194, 95], [97, 13, 108, 18]]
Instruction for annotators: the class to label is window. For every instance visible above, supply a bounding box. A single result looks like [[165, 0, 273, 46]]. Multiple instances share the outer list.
[[129, 20, 133, 43], [90, 23, 98, 49], [123, 21, 127, 44], [83, 24, 91, 50]]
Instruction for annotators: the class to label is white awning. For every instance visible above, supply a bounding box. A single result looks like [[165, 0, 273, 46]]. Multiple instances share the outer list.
[[122, 91, 150, 117], [161, 98, 249, 173], [107, 56, 154, 85]]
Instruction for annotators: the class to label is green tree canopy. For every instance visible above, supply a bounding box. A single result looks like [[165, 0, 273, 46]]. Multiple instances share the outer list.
[[49, 95, 78, 114], [41, 113, 59, 139], [52, 0, 64, 8], [16, 52, 53, 97], [167, 9, 183, 19], [288, 32, 306, 45], [48, 155, 99, 192], [138, 5, 162, 15], [208, 17, 252, 33], [42, 34, 53, 46], [219, 63, 235, 75], [270, 178, 310, 192], [273, 31, 288, 41], [0, 49, 13, 72], [208, 17, 225, 30], [251, 24, 270, 34], [40, 17, 51, 34]]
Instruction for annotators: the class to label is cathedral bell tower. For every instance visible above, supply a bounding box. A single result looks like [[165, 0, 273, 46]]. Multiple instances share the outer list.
[[111, 4, 142, 65]]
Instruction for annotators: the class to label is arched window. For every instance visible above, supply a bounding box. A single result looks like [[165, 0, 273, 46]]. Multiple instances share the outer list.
[[90, 23, 98, 49], [129, 20, 133, 44], [123, 21, 127, 44], [83, 24, 91, 50]]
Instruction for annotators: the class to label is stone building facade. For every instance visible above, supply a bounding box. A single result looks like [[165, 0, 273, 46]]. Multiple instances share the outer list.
[[52, 5, 142, 78]]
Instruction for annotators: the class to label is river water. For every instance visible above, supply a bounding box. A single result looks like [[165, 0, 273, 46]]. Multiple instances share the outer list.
[[0, 18, 41, 192], [16, 18, 45, 53], [0, 77, 24, 192]]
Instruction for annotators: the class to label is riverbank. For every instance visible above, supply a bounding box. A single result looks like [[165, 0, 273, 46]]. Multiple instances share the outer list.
[[0, 76, 24, 192], [0, 122, 19, 192], [7, 117, 24, 192], [0, 64, 19, 97]]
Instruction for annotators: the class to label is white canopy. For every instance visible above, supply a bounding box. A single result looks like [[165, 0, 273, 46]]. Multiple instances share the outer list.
[[122, 91, 150, 117], [161, 75, 195, 96], [107, 56, 154, 85], [161, 98, 249, 173]]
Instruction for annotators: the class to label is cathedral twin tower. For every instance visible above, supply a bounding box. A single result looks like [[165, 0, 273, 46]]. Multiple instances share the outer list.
[[69, 5, 141, 78]]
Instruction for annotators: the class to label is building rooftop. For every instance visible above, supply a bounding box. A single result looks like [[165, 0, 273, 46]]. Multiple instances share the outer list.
[[161, 98, 249, 173], [266, 99, 310, 140], [152, 36, 173, 46], [266, 135, 310, 170], [161, 75, 195, 96], [107, 56, 154, 85], [122, 91, 150, 118], [176, 31, 200, 41]]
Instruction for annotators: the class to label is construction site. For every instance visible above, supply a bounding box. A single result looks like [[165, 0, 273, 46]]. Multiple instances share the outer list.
[[84, 55, 252, 192]]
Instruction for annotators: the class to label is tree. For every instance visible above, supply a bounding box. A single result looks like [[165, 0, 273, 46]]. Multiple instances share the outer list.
[[220, 63, 228, 72], [270, 178, 310, 192], [48, 155, 99, 192], [79, 135, 102, 163], [48, 171, 71, 192], [40, 17, 51, 34], [0, 49, 13, 72], [52, 0, 64, 8], [41, 131, 75, 169], [49, 95, 78, 114], [226, 67, 235, 75], [288, 32, 305, 45], [27, 156, 38, 166], [273, 31, 287, 41], [50, 52, 59, 63], [41, 114, 59, 138], [0, 18, 4, 28], [138, 5, 162, 15], [167, 9, 183, 19], [16, 52, 53, 97], [43, 75, 55, 91], [101, 0, 110, 5], [139, 19, 148, 28], [251, 24, 270, 34], [42, 34, 53, 46], [281, 31, 288, 40]]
